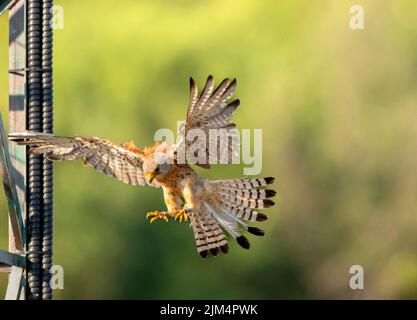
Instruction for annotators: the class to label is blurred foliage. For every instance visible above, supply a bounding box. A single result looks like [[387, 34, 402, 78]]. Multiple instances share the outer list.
[[1, 0, 417, 299]]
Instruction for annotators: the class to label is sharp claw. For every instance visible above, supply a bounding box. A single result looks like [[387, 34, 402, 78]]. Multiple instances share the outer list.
[[173, 210, 189, 223], [146, 211, 168, 223], [149, 210, 190, 224], [146, 211, 158, 219]]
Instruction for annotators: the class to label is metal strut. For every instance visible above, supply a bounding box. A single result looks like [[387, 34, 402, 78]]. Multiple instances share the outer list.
[[2, 0, 53, 300], [26, 0, 54, 300], [27, 0, 43, 300], [41, 0, 54, 300]]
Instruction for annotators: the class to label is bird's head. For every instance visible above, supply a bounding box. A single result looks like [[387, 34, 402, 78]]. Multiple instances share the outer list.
[[143, 152, 171, 184]]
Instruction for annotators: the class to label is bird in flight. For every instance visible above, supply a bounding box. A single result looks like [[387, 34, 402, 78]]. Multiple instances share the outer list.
[[10, 76, 276, 258]]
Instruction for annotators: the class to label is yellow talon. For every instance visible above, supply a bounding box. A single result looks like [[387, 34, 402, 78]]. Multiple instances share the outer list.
[[146, 211, 168, 223], [146, 210, 189, 223], [175, 209, 189, 223]]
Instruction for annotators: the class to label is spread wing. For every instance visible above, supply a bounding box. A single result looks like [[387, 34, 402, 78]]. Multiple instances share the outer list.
[[175, 75, 240, 168], [9, 132, 157, 187]]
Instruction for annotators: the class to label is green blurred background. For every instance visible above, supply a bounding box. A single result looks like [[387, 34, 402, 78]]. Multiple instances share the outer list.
[[1, 0, 417, 299]]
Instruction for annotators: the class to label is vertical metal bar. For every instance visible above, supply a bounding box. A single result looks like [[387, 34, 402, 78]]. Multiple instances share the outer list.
[[26, 0, 43, 300], [41, 0, 53, 299], [6, 0, 54, 300], [8, 0, 27, 300]]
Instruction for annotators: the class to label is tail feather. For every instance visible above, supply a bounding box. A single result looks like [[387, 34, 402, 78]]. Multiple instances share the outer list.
[[218, 195, 275, 209], [213, 177, 276, 221], [190, 177, 276, 258], [218, 188, 276, 200], [214, 177, 276, 248], [219, 202, 266, 222], [190, 207, 228, 259], [211, 177, 275, 188]]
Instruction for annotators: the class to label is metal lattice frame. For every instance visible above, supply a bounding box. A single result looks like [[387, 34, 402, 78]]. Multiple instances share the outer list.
[[0, 0, 54, 300]]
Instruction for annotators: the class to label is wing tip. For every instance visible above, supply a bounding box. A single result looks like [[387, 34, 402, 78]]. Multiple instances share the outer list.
[[8, 131, 53, 141], [230, 78, 237, 88], [229, 99, 240, 108], [189, 76, 195, 87]]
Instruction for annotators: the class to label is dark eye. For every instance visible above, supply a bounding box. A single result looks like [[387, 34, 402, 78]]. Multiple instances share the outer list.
[[154, 166, 160, 173]]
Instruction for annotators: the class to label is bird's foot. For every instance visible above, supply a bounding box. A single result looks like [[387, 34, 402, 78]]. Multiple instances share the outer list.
[[173, 209, 190, 223], [146, 211, 169, 223]]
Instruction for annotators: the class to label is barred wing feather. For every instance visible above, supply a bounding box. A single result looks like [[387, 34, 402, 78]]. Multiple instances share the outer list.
[[175, 75, 240, 168], [9, 133, 157, 187]]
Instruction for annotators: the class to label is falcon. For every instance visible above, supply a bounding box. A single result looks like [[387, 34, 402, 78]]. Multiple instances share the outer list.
[[9, 76, 276, 258]]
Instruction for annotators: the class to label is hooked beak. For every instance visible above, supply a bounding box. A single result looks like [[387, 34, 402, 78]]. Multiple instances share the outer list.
[[146, 172, 155, 183]]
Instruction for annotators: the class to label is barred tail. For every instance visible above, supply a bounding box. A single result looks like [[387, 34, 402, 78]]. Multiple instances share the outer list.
[[211, 176, 276, 223], [189, 208, 229, 258], [192, 177, 276, 258]]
